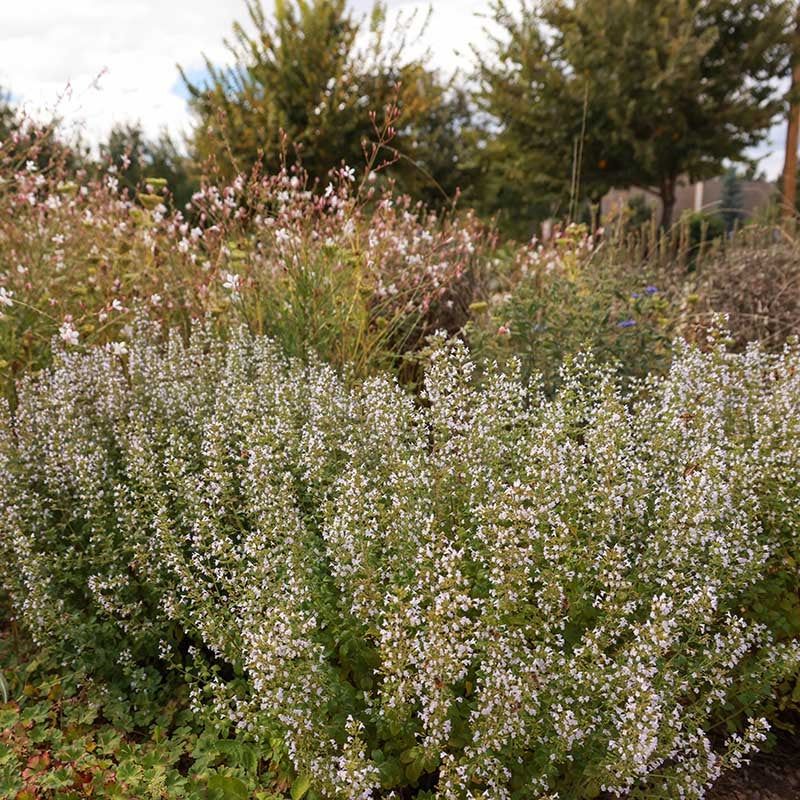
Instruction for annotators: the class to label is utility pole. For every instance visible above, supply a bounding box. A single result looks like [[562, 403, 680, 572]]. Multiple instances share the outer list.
[[783, 3, 800, 227]]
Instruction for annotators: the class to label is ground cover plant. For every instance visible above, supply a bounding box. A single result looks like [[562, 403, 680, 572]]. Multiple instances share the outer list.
[[0, 628, 296, 800], [1, 322, 799, 799]]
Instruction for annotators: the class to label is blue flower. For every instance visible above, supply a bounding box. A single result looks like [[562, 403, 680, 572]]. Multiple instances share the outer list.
[[645, 285, 658, 295], [617, 319, 636, 328]]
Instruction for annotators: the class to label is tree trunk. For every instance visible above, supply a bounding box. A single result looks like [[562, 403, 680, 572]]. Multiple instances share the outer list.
[[783, 6, 800, 227], [660, 178, 676, 230]]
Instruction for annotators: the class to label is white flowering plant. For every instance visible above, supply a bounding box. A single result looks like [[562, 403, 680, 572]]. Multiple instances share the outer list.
[[1, 323, 798, 799]]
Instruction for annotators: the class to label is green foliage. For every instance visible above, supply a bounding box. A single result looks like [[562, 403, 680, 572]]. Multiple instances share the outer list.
[[624, 195, 655, 230], [99, 123, 198, 212], [685, 209, 727, 256], [1, 324, 799, 798], [477, 0, 792, 229], [181, 0, 468, 204], [467, 225, 677, 393], [0, 629, 297, 798], [0, 87, 15, 141], [720, 167, 745, 232]]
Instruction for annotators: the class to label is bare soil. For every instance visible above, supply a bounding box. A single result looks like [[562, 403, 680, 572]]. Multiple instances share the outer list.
[[709, 728, 800, 800]]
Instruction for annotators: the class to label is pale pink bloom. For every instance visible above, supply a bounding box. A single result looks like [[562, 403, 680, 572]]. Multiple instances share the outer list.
[[59, 321, 79, 346]]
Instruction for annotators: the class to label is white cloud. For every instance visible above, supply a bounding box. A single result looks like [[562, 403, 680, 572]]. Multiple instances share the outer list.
[[0, 0, 489, 148], [0, 0, 249, 146]]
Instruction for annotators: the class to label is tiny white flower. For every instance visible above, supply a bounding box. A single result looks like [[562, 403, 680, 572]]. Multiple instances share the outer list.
[[222, 272, 241, 294], [106, 341, 128, 356], [0, 287, 13, 307]]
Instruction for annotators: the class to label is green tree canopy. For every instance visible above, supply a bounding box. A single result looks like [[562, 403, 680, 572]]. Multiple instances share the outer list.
[[99, 123, 197, 211], [181, 0, 469, 205], [477, 0, 792, 230], [0, 88, 16, 141]]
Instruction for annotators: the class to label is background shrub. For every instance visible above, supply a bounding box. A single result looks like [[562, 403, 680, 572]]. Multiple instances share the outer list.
[[687, 229, 800, 352], [466, 225, 679, 394]]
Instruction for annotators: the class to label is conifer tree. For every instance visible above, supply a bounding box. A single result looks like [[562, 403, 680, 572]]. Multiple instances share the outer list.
[[720, 167, 744, 232]]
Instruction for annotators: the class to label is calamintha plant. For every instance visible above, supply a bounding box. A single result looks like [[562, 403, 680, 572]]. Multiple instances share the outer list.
[[1, 323, 798, 799]]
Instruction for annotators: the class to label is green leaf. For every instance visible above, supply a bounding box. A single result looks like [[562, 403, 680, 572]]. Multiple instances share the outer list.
[[207, 774, 249, 800], [291, 774, 311, 800], [0, 709, 18, 729], [116, 760, 143, 783], [405, 759, 424, 784], [215, 739, 260, 774]]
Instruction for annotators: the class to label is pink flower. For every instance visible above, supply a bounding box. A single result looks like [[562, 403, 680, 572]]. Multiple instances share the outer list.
[[59, 321, 79, 346]]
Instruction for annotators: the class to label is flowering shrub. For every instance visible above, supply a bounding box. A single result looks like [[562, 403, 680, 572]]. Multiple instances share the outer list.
[[0, 127, 488, 392], [1, 323, 799, 798]]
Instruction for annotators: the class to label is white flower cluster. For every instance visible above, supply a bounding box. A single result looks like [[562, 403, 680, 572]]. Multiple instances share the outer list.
[[0, 323, 798, 799]]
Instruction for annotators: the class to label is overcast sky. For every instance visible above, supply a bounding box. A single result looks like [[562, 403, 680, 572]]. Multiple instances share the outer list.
[[0, 0, 787, 179]]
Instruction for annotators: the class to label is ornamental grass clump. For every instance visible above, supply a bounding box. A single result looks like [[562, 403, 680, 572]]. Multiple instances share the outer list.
[[1, 324, 799, 799]]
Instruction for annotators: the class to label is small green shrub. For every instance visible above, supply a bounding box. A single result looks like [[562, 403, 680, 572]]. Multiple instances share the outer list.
[[0, 628, 295, 798], [1, 324, 799, 799], [468, 225, 678, 393]]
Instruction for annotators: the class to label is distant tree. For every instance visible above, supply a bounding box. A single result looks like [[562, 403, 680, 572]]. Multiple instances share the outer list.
[[181, 0, 468, 204], [0, 88, 16, 140], [720, 167, 744, 231], [0, 87, 88, 174], [99, 123, 197, 210], [477, 0, 792, 230]]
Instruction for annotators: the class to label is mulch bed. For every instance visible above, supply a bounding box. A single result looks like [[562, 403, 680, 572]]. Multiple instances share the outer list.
[[710, 726, 800, 800]]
